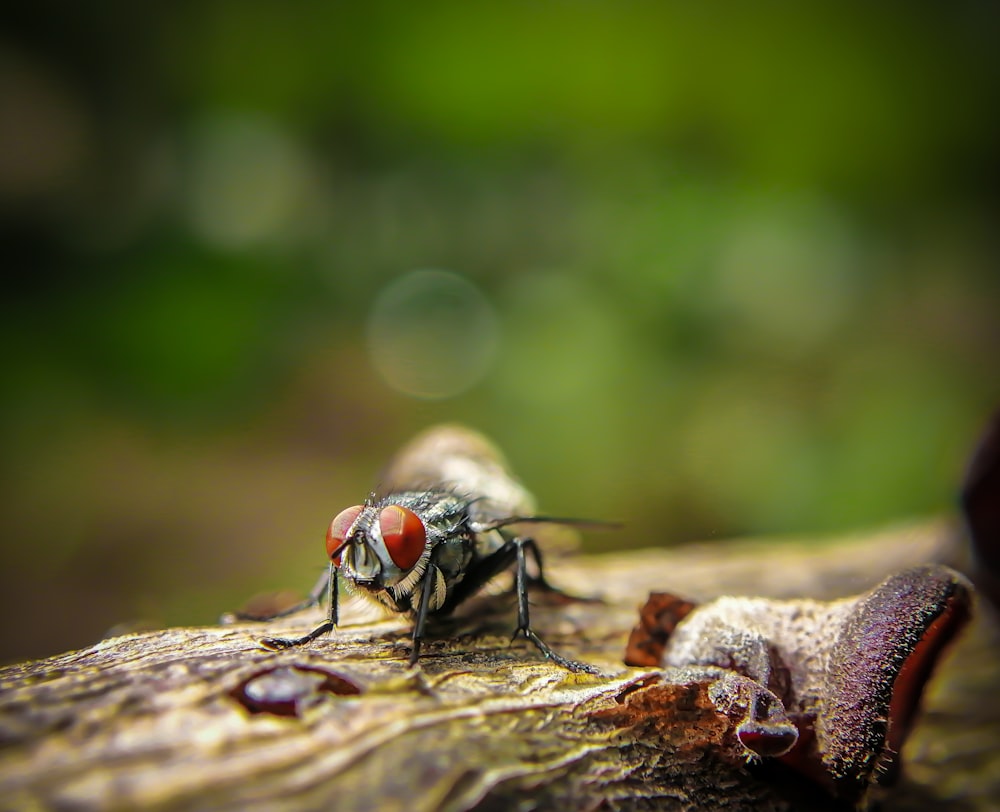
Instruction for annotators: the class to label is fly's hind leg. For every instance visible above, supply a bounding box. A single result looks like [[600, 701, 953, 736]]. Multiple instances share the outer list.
[[512, 538, 600, 674], [520, 538, 602, 605], [520, 537, 557, 591]]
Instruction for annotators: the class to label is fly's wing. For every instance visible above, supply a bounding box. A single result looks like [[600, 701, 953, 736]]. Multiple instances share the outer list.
[[377, 424, 581, 554]]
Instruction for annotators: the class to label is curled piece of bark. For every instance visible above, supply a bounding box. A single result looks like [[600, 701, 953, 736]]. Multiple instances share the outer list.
[[625, 565, 974, 804], [623, 592, 697, 668]]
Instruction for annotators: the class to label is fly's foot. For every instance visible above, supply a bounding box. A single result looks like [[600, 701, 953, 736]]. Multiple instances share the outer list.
[[513, 627, 601, 675], [258, 636, 300, 651], [407, 639, 423, 667], [257, 621, 334, 651]]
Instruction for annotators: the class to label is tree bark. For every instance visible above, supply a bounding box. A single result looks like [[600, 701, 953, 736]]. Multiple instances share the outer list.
[[1, 519, 996, 811]]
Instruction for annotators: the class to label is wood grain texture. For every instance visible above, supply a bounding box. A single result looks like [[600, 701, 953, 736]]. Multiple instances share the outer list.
[[1, 519, 997, 812]]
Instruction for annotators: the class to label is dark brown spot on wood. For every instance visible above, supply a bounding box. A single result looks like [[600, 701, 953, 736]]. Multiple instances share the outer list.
[[231, 665, 362, 717]]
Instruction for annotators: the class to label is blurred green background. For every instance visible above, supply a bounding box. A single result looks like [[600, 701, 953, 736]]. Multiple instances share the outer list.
[[2, 2, 997, 663]]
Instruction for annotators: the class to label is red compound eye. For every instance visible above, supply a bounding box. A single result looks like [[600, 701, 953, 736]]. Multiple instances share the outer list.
[[378, 505, 426, 570], [326, 506, 363, 565]]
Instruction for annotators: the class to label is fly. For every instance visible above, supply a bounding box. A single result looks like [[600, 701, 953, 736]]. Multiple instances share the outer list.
[[251, 424, 608, 673]]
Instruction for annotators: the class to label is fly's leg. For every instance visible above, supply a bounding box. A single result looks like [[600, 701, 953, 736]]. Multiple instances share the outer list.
[[521, 537, 556, 591], [408, 547, 443, 666], [431, 534, 600, 672], [521, 537, 602, 605], [259, 563, 338, 650], [513, 538, 601, 674], [227, 568, 330, 623]]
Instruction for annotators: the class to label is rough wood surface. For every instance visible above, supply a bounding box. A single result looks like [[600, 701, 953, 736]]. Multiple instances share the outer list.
[[1, 520, 997, 812]]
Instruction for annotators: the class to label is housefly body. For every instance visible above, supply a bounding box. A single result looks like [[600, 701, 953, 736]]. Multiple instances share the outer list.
[[253, 424, 605, 673]]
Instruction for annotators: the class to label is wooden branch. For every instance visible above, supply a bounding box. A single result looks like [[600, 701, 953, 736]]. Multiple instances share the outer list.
[[1, 519, 997, 811]]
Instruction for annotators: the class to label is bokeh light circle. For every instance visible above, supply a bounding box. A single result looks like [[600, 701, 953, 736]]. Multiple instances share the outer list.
[[366, 270, 500, 399]]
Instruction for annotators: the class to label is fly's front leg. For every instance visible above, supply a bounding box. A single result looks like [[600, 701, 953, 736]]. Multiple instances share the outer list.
[[259, 563, 339, 650], [513, 538, 600, 674], [408, 548, 442, 666]]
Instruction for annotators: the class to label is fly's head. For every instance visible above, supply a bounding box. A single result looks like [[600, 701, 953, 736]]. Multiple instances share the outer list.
[[326, 499, 430, 595]]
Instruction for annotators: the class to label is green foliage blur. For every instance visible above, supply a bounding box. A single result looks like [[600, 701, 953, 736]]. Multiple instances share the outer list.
[[1, 2, 997, 662]]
